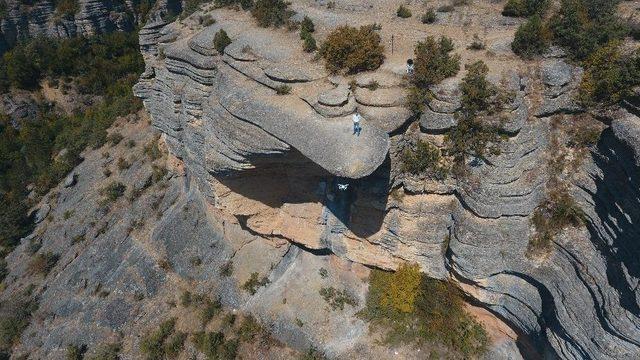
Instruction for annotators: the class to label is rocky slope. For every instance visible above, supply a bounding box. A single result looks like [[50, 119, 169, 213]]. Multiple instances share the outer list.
[[0, 0, 179, 52], [133, 2, 640, 359]]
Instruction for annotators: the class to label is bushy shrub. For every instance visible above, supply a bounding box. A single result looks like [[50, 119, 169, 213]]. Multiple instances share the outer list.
[[396, 5, 411, 18], [421, 9, 436, 24], [511, 15, 550, 59], [502, 0, 547, 17], [302, 32, 317, 52], [360, 264, 488, 357], [300, 15, 315, 33], [138, 319, 185, 358], [319, 25, 385, 74], [100, 182, 126, 203], [412, 36, 460, 89], [578, 42, 640, 107], [213, 29, 232, 54], [251, 0, 293, 28], [0, 297, 38, 353], [192, 331, 238, 359], [401, 140, 448, 179], [550, 0, 627, 61], [445, 61, 507, 168], [530, 188, 584, 253], [468, 34, 485, 50], [181, 0, 206, 18], [275, 84, 291, 95], [29, 252, 60, 275]]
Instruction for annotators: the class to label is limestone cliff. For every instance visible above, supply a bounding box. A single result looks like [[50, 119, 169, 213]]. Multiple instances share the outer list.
[[134, 4, 640, 360]]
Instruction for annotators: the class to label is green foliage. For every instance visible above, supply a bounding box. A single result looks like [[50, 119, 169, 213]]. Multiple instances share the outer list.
[[192, 331, 238, 360], [412, 36, 460, 89], [445, 61, 507, 168], [550, 0, 627, 61], [578, 42, 640, 107], [511, 15, 550, 59], [200, 297, 222, 325], [360, 266, 488, 357], [251, 0, 293, 28], [213, 29, 232, 54], [396, 5, 411, 18], [502, 0, 548, 17], [468, 34, 485, 50], [401, 140, 448, 179], [319, 287, 358, 311], [0, 297, 38, 353], [66, 344, 87, 360], [530, 188, 585, 253], [242, 272, 270, 295], [301, 32, 317, 52], [237, 315, 263, 342], [100, 182, 126, 203], [319, 25, 385, 74], [29, 252, 60, 275], [421, 9, 436, 24], [300, 16, 315, 33], [140, 318, 180, 360], [0, 33, 142, 252]]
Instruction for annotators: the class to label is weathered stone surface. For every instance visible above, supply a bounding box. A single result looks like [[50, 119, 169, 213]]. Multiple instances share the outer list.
[[318, 86, 350, 107]]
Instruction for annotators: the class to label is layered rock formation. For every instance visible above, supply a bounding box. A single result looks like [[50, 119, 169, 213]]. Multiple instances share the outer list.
[[0, 0, 179, 52], [134, 5, 640, 359]]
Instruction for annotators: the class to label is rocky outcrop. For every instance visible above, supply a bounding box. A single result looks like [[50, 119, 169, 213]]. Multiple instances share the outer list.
[[133, 7, 640, 360], [0, 0, 180, 53]]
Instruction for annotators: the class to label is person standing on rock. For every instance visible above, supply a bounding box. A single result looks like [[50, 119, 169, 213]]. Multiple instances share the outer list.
[[352, 112, 362, 136], [406, 59, 415, 76]]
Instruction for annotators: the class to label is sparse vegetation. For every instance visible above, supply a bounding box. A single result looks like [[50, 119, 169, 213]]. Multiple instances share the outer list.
[[401, 140, 449, 179], [511, 15, 550, 59], [66, 344, 87, 360], [242, 272, 270, 295], [301, 32, 317, 52], [396, 5, 411, 18], [421, 9, 437, 24], [29, 252, 60, 275], [192, 331, 239, 360], [502, 0, 548, 17], [213, 29, 232, 55], [578, 42, 640, 107], [139, 318, 180, 360], [319, 286, 358, 311], [529, 187, 584, 253], [360, 264, 488, 358], [445, 61, 509, 170], [318, 267, 328, 278], [468, 34, 485, 50], [319, 25, 385, 74], [100, 182, 126, 203], [0, 297, 38, 354], [275, 84, 291, 95], [54, 0, 79, 16], [300, 16, 315, 34], [220, 260, 233, 276]]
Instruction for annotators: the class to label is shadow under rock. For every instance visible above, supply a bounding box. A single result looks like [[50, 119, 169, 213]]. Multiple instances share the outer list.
[[216, 149, 391, 241]]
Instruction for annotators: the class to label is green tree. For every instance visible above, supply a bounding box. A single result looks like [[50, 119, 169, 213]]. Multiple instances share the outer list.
[[412, 36, 460, 89], [511, 15, 550, 59]]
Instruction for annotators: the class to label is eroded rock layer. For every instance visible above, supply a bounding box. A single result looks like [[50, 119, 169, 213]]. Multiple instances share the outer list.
[[135, 8, 640, 360]]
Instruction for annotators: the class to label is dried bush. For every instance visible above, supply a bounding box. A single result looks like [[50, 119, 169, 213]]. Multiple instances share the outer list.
[[319, 25, 385, 74], [251, 0, 293, 28]]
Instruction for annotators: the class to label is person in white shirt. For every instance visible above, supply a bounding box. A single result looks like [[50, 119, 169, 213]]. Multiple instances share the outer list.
[[352, 112, 362, 136], [406, 59, 415, 76]]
